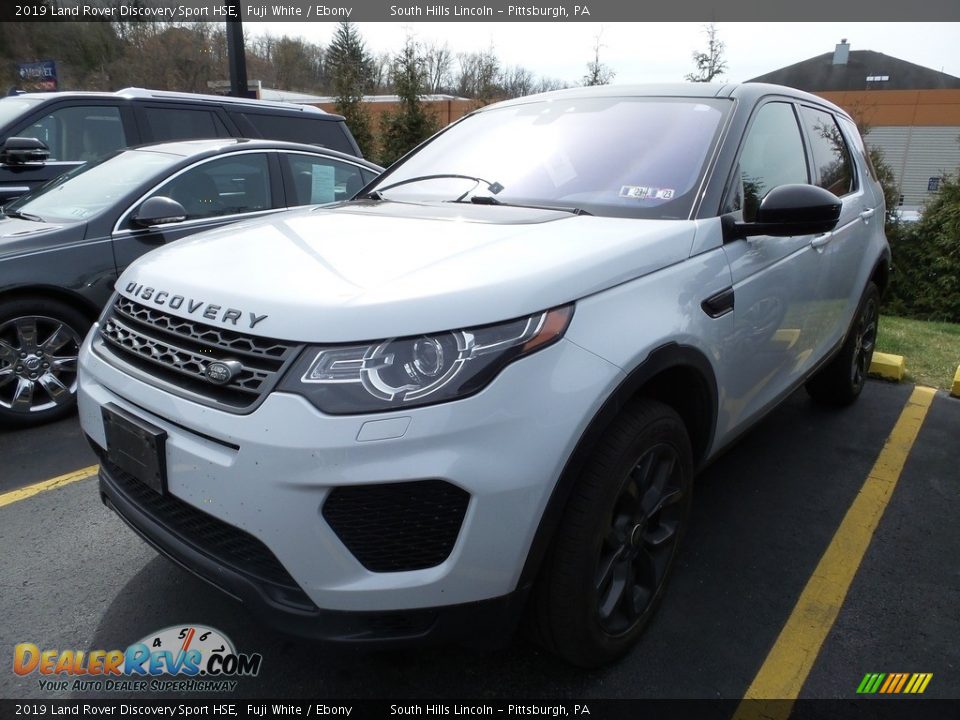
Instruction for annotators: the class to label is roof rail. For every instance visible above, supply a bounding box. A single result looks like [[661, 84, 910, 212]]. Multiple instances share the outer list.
[[113, 87, 328, 114]]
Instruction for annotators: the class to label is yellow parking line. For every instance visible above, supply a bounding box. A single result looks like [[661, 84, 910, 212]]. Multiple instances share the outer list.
[[734, 385, 937, 718], [0, 465, 99, 509]]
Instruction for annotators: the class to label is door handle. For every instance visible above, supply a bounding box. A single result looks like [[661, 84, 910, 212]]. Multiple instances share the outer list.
[[811, 232, 833, 249], [859, 208, 876, 222]]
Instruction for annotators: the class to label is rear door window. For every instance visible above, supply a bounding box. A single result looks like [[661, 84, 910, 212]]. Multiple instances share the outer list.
[[142, 107, 231, 143], [800, 107, 855, 196], [281, 153, 372, 205]]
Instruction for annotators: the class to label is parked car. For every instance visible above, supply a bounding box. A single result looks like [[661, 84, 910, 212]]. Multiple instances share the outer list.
[[0, 138, 381, 427], [0, 87, 362, 203], [77, 84, 889, 666]]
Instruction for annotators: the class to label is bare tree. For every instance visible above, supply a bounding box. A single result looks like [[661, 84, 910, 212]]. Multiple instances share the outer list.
[[498, 65, 535, 99], [582, 31, 615, 86], [535, 77, 571, 94], [369, 51, 394, 93], [423, 42, 453, 94], [685, 23, 727, 83], [455, 47, 500, 103]]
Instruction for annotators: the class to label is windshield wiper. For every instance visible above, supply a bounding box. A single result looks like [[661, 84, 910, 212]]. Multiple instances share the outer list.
[[4, 209, 44, 222], [466, 195, 592, 216], [363, 174, 502, 200]]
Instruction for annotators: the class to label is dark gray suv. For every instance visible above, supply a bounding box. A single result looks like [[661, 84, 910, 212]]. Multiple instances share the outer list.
[[0, 138, 381, 428], [0, 87, 362, 203]]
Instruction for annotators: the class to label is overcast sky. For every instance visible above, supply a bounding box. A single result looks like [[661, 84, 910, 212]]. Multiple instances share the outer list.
[[246, 22, 960, 86]]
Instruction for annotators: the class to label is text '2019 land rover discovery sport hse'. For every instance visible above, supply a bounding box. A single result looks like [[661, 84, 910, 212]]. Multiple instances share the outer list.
[[77, 83, 889, 667]]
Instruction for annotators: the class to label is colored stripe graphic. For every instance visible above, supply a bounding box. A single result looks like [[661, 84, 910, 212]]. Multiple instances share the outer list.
[[893, 673, 909, 693], [857, 673, 932, 694], [879, 674, 896, 693]]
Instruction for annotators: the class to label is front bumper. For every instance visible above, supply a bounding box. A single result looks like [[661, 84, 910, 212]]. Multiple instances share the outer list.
[[79, 327, 623, 622], [97, 458, 526, 646]]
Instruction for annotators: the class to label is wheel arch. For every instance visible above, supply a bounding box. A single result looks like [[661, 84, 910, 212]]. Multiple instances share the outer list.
[[516, 342, 717, 592], [0, 285, 101, 324], [870, 251, 891, 299]]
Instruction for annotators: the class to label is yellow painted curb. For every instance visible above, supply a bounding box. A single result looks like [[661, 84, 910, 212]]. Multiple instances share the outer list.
[[869, 352, 906, 382], [951, 365, 960, 398]]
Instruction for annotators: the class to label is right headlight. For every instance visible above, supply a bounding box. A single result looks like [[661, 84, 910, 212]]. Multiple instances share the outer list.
[[278, 305, 573, 415]]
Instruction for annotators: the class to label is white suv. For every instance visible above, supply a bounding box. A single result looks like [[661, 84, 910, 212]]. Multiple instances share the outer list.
[[78, 83, 889, 667]]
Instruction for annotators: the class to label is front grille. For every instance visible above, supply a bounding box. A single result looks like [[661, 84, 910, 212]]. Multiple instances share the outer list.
[[98, 297, 301, 411], [323, 480, 470, 573], [101, 456, 314, 609]]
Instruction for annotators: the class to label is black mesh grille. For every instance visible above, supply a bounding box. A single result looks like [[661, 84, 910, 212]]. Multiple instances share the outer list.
[[101, 456, 309, 603], [98, 297, 301, 411], [322, 480, 470, 572]]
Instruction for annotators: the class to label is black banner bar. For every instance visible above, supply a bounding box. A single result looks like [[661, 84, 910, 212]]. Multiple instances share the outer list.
[[2, 700, 960, 720], [2, 0, 958, 22]]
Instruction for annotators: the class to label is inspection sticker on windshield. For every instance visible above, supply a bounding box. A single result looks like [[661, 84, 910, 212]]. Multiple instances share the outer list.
[[620, 185, 675, 200]]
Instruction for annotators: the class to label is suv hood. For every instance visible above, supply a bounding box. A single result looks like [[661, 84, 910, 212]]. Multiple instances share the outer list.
[[117, 203, 695, 342]]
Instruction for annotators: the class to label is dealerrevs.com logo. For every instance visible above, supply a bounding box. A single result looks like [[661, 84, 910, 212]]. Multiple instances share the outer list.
[[13, 625, 262, 693]]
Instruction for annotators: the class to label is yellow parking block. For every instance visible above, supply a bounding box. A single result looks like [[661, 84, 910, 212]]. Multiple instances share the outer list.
[[952, 365, 960, 398], [869, 352, 906, 382]]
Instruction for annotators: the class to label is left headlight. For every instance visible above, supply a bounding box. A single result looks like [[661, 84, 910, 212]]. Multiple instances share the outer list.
[[279, 305, 573, 414]]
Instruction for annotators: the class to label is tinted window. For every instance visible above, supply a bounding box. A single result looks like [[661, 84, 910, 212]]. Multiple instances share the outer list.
[[837, 115, 876, 182], [283, 153, 368, 205], [800, 107, 854, 196], [736, 102, 809, 221], [6, 149, 178, 222], [241, 113, 353, 154], [144, 107, 229, 143], [12, 105, 126, 162], [370, 97, 730, 220], [147, 153, 271, 221]]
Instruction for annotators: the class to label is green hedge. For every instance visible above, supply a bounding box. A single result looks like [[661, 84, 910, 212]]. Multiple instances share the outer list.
[[883, 173, 960, 323]]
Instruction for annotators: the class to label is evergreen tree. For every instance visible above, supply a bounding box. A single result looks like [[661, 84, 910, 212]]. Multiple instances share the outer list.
[[327, 22, 375, 159], [379, 38, 439, 166]]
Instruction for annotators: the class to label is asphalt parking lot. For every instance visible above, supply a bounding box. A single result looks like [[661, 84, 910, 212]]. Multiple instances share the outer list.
[[1, 380, 957, 701]]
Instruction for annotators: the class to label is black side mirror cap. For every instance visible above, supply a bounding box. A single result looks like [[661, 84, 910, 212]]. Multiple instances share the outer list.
[[132, 196, 187, 227], [724, 184, 842, 240], [0, 137, 50, 165]]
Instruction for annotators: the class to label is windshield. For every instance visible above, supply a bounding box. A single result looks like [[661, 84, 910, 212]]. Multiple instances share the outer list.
[[3, 149, 181, 223], [0, 97, 43, 129], [370, 96, 730, 219]]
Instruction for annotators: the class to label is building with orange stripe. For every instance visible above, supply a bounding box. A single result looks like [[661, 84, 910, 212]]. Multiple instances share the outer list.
[[749, 40, 960, 211]]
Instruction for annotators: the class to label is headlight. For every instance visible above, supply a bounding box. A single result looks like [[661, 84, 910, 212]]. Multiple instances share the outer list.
[[279, 305, 573, 414]]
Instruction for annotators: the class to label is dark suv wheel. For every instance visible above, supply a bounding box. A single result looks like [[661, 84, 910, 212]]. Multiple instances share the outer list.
[[0, 297, 88, 428], [806, 281, 880, 406], [530, 398, 694, 667]]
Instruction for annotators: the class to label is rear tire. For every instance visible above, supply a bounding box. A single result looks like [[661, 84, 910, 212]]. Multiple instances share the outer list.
[[529, 399, 693, 667], [805, 282, 880, 407], [0, 297, 89, 429]]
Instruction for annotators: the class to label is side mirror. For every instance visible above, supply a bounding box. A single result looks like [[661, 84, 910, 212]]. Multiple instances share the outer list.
[[132, 197, 187, 227], [0, 137, 50, 165], [725, 184, 841, 240]]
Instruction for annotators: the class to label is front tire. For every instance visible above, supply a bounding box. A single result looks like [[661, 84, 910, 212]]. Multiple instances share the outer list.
[[530, 399, 694, 667], [0, 297, 89, 429], [805, 281, 880, 407]]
